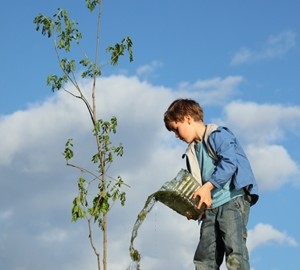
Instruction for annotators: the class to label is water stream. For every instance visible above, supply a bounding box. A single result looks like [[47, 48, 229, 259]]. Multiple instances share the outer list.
[[127, 169, 206, 269]]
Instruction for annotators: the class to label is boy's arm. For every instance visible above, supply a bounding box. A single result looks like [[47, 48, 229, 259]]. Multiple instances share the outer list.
[[208, 128, 238, 189]]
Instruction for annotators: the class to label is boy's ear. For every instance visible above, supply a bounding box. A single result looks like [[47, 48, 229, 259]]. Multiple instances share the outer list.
[[185, 115, 192, 124]]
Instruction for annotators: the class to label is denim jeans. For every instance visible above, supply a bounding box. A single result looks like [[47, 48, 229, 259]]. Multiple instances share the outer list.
[[194, 195, 250, 270]]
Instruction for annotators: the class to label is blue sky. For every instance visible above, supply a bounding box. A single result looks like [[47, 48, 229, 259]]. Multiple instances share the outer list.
[[1, 1, 300, 270]]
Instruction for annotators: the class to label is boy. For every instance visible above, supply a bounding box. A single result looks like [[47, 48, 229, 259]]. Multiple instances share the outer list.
[[163, 98, 258, 270]]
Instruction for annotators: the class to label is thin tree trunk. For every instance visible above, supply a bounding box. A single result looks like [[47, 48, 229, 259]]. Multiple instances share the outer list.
[[103, 213, 107, 270]]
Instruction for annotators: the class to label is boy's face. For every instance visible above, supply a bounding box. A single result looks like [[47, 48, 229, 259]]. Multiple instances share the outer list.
[[168, 116, 197, 144]]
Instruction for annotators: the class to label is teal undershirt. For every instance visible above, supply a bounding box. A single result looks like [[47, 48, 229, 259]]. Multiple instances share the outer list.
[[194, 141, 244, 209]]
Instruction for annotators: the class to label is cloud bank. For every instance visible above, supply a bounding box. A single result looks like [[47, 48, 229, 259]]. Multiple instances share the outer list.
[[0, 74, 299, 270]]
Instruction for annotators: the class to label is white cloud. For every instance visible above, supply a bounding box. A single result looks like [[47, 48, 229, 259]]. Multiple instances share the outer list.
[[223, 101, 300, 144], [0, 92, 89, 169], [0, 75, 184, 270], [230, 30, 297, 65], [248, 223, 298, 253], [0, 209, 14, 221], [136, 61, 163, 79], [247, 144, 299, 190], [177, 76, 243, 105], [37, 227, 68, 245]]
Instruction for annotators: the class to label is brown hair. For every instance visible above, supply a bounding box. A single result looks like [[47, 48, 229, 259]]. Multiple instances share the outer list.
[[164, 98, 204, 131]]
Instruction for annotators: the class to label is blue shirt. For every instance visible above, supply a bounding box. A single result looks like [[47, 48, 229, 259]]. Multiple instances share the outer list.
[[195, 141, 244, 208]]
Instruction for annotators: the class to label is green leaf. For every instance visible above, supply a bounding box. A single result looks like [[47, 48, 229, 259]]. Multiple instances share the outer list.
[[47, 74, 68, 91], [86, 0, 99, 12], [72, 197, 86, 221], [106, 36, 134, 66], [63, 138, 74, 161]]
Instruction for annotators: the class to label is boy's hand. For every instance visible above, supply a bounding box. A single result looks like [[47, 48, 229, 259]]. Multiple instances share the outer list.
[[192, 181, 214, 209]]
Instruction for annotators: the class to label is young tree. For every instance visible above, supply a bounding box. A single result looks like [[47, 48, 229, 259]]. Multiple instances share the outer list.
[[33, 1, 133, 269]]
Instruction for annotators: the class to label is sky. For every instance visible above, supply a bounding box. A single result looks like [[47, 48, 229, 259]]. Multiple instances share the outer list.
[[1, 0, 300, 270]]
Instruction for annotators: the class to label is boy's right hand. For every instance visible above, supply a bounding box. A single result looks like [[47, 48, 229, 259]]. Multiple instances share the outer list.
[[192, 181, 214, 209]]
